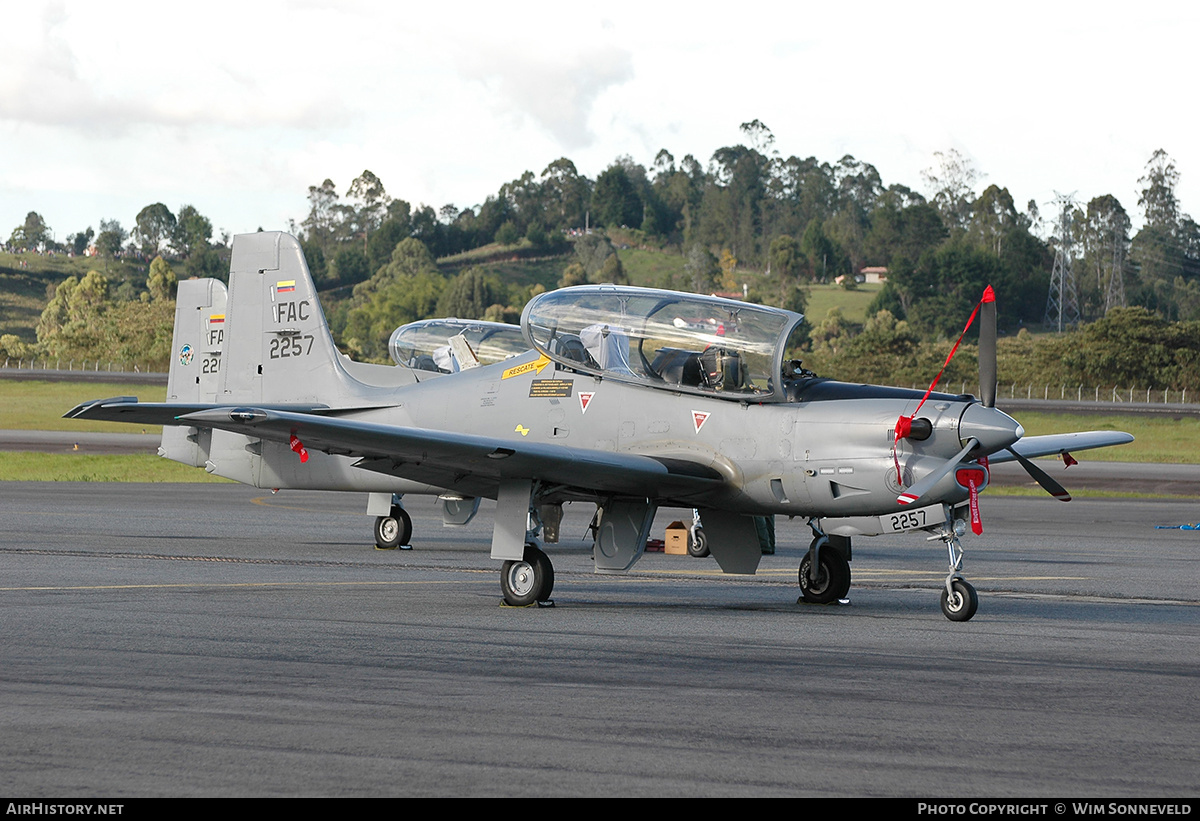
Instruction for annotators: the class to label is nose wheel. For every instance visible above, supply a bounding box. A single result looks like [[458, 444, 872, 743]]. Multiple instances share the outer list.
[[931, 520, 978, 621], [941, 578, 978, 621]]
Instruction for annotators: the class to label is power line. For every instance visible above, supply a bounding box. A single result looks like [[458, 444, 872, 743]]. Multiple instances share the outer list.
[[1045, 192, 1081, 331]]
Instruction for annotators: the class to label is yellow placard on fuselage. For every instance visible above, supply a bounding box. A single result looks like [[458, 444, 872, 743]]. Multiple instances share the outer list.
[[501, 354, 551, 380]]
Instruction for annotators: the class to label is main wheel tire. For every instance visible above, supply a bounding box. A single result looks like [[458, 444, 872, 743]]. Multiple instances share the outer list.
[[501, 544, 555, 606], [798, 545, 851, 604], [940, 579, 978, 622], [374, 506, 413, 549], [688, 527, 710, 558]]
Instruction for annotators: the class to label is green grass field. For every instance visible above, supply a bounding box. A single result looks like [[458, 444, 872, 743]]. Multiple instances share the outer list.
[[803, 283, 882, 324], [1003, 411, 1193, 463], [1, 379, 166, 432], [0, 451, 230, 482]]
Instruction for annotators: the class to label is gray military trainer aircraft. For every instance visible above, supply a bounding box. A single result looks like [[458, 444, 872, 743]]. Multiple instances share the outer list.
[[67, 231, 1133, 621]]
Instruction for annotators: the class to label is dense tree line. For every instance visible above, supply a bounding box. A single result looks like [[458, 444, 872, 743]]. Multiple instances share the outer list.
[[7, 201, 227, 281], [6, 125, 1200, 382], [804, 305, 1200, 393]]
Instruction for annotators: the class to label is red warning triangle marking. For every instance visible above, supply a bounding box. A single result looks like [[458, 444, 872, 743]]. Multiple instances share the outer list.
[[692, 410, 710, 433], [579, 392, 594, 414]]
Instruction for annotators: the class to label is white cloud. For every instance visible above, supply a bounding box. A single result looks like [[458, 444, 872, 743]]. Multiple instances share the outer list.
[[1, 0, 1199, 239]]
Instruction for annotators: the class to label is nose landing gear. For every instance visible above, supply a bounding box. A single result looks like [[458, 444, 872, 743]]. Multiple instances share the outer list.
[[930, 520, 978, 622]]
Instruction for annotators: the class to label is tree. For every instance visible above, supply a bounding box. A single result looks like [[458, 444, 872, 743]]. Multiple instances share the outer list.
[[302, 179, 342, 253], [921, 149, 980, 231], [67, 227, 94, 257], [540, 157, 590, 230], [172, 205, 212, 259], [1130, 150, 1200, 318], [146, 256, 176, 301], [717, 249, 738, 291], [740, 119, 775, 153], [569, 233, 620, 281], [9, 211, 51, 250], [345, 170, 390, 238], [701, 143, 770, 263], [436, 268, 503, 319], [800, 218, 841, 281], [594, 252, 628, 285], [498, 170, 543, 232], [495, 220, 521, 246], [967, 185, 1021, 256], [366, 219, 408, 273], [134, 203, 176, 256], [652, 151, 704, 242], [395, 237, 439, 274], [558, 261, 588, 288], [592, 164, 642, 228], [895, 240, 1005, 338], [342, 237, 445, 361], [768, 234, 805, 308], [330, 246, 370, 287], [94, 219, 127, 270], [36, 270, 111, 356], [1138, 149, 1180, 230], [833, 155, 883, 216], [684, 242, 718, 293], [865, 201, 946, 273]]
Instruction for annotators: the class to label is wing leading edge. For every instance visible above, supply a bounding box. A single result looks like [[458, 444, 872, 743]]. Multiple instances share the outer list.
[[64, 397, 331, 426]]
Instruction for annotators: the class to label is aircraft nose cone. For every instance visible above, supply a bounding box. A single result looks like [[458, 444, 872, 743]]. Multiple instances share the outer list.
[[959, 403, 1023, 454]]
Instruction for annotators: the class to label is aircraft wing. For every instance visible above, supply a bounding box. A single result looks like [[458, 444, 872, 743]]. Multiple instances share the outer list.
[[987, 431, 1135, 463], [178, 407, 725, 501]]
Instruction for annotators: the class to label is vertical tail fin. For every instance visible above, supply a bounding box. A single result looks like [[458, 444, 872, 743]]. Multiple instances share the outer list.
[[159, 277, 227, 466], [219, 231, 415, 406]]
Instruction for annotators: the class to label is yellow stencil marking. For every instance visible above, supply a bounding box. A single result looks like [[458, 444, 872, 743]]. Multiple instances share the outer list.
[[502, 354, 551, 379]]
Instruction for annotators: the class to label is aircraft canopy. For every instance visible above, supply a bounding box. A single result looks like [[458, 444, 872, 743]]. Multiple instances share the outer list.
[[522, 285, 805, 402], [389, 318, 528, 372]]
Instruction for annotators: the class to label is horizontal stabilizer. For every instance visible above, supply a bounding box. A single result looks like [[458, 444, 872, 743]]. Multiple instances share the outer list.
[[64, 398, 329, 427]]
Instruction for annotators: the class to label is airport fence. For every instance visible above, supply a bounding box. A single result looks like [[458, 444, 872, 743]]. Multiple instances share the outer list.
[[2, 359, 164, 377], [932, 381, 1197, 406]]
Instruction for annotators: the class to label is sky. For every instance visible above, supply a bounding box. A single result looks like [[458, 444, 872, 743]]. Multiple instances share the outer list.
[[2, 0, 1197, 245]]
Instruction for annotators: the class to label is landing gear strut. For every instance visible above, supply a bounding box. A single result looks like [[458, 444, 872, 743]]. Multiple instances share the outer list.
[[931, 519, 978, 622], [798, 522, 851, 604]]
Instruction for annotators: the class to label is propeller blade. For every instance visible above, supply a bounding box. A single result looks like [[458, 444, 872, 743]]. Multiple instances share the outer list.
[[979, 285, 997, 408], [1004, 447, 1071, 502], [897, 438, 978, 506]]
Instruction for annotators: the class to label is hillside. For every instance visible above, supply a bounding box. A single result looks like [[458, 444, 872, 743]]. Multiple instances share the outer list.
[[0, 251, 153, 344]]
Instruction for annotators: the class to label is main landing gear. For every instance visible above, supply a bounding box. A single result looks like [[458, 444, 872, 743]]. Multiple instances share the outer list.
[[799, 522, 851, 604], [501, 541, 555, 607], [374, 505, 412, 550], [931, 519, 978, 622]]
